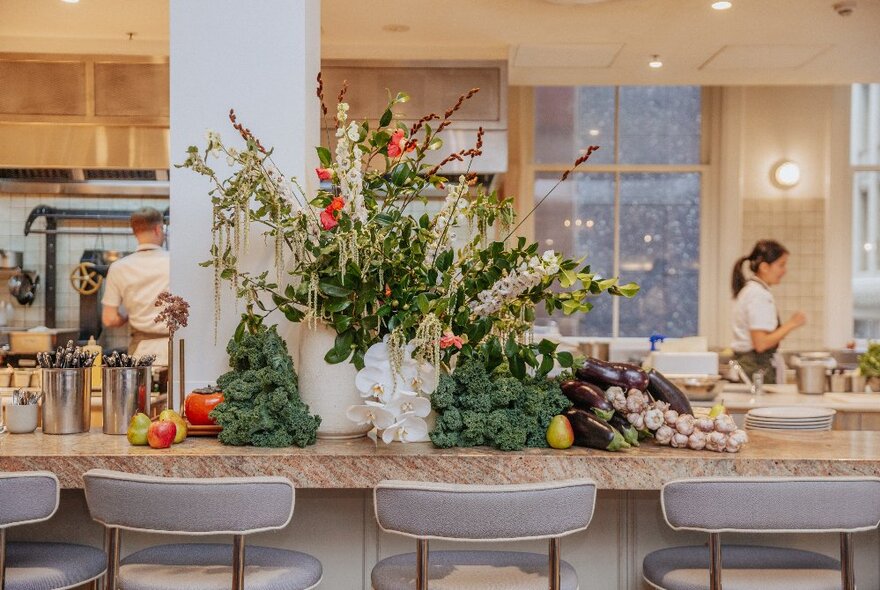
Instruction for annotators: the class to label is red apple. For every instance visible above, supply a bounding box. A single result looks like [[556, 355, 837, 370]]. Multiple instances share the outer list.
[[147, 420, 177, 449]]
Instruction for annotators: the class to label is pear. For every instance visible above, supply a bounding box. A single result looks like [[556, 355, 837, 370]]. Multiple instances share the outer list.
[[708, 403, 727, 419], [127, 412, 152, 445], [158, 409, 188, 444], [546, 415, 575, 449]]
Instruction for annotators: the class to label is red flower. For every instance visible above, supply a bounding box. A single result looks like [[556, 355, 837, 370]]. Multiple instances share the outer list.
[[316, 167, 333, 181], [320, 209, 338, 230], [387, 130, 414, 158], [329, 196, 345, 211], [439, 332, 463, 350]]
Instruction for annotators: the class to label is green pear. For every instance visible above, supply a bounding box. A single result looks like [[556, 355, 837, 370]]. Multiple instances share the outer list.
[[546, 415, 575, 449], [127, 412, 152, 446]]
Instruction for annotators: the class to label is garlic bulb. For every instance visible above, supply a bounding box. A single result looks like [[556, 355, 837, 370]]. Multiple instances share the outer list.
[[655, 425, 674, 444], [688, 431, 707, 450], [671, 433, 690, 448]]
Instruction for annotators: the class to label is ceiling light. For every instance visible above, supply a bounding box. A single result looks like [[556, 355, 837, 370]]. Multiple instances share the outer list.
[[588, 129, 600, 137], [382, 24, 410, 33], [61, 0, 80, 3], [711, 1, 732, 10], [772, 160, 801, 188], [648, 55, 663, 68], [585, 219, 595, 228], [564, 219, 571, 228]]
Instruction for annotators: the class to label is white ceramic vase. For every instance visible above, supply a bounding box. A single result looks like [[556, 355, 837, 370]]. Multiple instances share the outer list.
[[297, 323, 370, 439]]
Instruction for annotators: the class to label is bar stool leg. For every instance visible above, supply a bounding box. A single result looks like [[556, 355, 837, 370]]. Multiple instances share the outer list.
[[105, 527, 120, 590], [840, 532, 855, 590], [416, 538, 429, 590], [232, 535, 245, 590], [709, 532, 722, 590], [1, 527, 7, 590], [548, 537, 561, 590]]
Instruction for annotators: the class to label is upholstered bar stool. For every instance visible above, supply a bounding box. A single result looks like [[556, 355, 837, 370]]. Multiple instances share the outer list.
[[82, 469, 322, 590], [0, 471, 106, 590], [371, 479, 597, 590], [643, 476, 880, 590]]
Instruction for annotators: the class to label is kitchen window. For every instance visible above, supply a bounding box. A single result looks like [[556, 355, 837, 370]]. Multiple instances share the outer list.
[[851, 83, 880, 339], [531, 86, 704, 338]]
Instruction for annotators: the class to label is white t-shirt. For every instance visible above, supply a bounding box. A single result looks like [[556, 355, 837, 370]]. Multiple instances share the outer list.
[[102, 244, 170, 334], [731, 279, 778, 353]]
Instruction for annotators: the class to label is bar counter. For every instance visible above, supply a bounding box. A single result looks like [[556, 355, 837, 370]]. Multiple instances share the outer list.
[[1, 428, 877, 489]]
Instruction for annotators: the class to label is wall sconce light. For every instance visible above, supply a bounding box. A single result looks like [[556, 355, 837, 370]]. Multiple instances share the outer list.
[[771, 160, 800, 188]]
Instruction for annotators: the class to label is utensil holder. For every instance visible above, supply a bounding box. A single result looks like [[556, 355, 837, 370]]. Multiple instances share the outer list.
[[6, 404, 38, 434], [102, 367, 152, 435], [41, 367, 91, 434]]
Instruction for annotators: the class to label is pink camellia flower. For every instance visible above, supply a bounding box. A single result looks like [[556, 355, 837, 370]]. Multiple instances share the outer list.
[[387, 130, 414, 158], [316, 167, 333, 181], [320, 208, 338, 231], [439, 331, 463, 350]]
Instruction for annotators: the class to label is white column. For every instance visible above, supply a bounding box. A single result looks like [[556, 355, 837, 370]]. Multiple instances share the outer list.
[[169, 0, 320, 391]]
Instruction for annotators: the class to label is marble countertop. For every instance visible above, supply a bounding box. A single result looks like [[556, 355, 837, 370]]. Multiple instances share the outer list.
[[0, 428, 877, 490]]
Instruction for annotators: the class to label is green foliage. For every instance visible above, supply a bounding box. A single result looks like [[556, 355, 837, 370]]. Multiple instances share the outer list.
[[429, 358, 572, 451], [211, 325, 321, 447], [859, 342, 880, 377]]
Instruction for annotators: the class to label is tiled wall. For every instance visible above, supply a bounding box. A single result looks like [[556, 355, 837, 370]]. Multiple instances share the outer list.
[[0, 193, 170, 350], [741, 197, 824, 351]]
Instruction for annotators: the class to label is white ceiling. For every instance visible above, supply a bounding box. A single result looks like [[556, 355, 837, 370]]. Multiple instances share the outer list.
[[1, 0, 879, 85]]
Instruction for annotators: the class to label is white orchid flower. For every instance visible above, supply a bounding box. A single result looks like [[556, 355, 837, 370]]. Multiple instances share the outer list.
[[381, 416, 429, 444], [385, 395, 431, 419], [346, 403, 396, 430]]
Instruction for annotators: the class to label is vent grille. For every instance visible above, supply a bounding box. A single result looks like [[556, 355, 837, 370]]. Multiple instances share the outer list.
[[0, 168, 75, 182], [84, 169, 161, 181]]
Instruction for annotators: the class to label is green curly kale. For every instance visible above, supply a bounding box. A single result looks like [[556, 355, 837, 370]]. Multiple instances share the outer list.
[[211, 325, 321, 447], [859, 342, 880, 377], [429, 359, 571, 451]]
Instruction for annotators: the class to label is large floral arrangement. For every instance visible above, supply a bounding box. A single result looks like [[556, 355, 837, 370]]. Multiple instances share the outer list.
[[181, 80, 637, 390]]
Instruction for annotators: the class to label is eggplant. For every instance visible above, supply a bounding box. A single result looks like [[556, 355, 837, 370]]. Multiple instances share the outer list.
[[646, 369, 693, 415], [576, 357, 649, 391], [560, 380, 614, 421], [564, 408, 630, 451], [607, 413, 640, 447]]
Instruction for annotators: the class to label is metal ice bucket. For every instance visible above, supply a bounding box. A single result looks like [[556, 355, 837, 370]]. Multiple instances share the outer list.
[[41, 367, 91, 434]]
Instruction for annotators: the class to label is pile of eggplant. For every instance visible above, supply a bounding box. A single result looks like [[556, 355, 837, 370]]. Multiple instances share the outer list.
[[561, 357, 746, 453]]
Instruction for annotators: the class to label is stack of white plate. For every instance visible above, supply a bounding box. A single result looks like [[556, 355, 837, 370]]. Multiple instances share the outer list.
[[745, 406, 836, 431]]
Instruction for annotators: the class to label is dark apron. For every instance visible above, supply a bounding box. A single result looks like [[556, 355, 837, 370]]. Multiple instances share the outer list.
[[733, 279, 779, 384]]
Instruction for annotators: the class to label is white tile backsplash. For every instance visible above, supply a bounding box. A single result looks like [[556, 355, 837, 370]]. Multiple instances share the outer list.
[[0, 193, 169, 351]]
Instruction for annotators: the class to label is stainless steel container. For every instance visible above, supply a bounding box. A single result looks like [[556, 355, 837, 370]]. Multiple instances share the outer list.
[[795, 363, 828, 395], [41, 368, 91, 434], [102, 367, 151, 435]]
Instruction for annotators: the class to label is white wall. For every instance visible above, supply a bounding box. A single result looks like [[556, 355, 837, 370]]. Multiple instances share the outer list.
[[169, 0, 320, 392]]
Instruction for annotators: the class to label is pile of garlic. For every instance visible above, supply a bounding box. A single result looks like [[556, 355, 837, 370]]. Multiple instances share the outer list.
[[605, 386, 749, 453]]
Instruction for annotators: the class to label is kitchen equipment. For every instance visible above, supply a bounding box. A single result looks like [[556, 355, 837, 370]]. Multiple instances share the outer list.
[[745, 406, 835, 431], [851, 374, 867, 393], [41, 367, 91, 434], [829, 369, 848, 393], [666, 374, 723, 401], [102, 366, 151, 435], [7, 270, 39, 306], [791, 353, 837, 395], [13, 368, 34, 388], [648, 352, 719, 376], [5, 404, 38, 434], [0, 300, 13, 326], [0, 249, 23, 270], [8, 328, 79, 354]]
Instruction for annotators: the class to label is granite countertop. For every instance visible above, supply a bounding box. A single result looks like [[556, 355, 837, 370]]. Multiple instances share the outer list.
[[0, 429, 876, 490]]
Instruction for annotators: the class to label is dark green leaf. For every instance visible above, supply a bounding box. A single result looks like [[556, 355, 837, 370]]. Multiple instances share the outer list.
[[316, 147, 332, 167], [319, 282, 353, 298], [556, 351, 574, 368], [379, 108, 393, 127], [538, 339, 557, 355]]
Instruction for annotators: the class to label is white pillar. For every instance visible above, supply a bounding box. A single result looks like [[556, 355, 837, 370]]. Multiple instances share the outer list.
[[169, 0, 320, 392]]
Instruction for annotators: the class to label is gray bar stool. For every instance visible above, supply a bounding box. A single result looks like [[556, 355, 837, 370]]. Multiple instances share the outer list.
[[643, 476, 880, 590], [83, 469, 322, 590], [0, 471, 106, 590], [372, 479, 597, 590]]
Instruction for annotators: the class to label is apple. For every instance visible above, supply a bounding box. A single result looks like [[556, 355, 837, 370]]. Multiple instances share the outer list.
[[127, 413, 152, 446], [546, 415, 575, 449], [147, 420, 177, 449], [158, 409, 188, 444]]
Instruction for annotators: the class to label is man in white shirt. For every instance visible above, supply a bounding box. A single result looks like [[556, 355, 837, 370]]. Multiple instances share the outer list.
[[101, 207, 170, 364]]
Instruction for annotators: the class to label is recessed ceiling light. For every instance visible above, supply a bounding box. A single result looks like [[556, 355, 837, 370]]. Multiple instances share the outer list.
[[588, 129, 600, 136], [711, 1, 732, 10], [648, 55, 663, 68], [61, 0, 80, 3], [382, 24, 410, 33]]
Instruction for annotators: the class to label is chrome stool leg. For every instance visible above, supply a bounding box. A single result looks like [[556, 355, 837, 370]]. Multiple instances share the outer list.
[[840, 532, 854, 590]]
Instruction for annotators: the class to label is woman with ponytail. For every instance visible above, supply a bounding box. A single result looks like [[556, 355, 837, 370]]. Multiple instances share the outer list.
[[730, 239, 806, 383]]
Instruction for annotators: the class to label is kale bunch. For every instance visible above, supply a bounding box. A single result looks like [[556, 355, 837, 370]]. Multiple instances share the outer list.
[[430, 359, 571, 451], [212, 325, 321, 447]]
